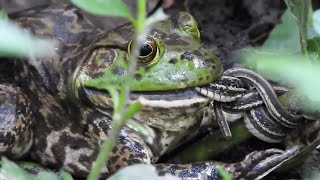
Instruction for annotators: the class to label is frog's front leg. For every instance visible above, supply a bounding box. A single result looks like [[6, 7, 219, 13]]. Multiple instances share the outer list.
[[107, 127, 297, 179], [106, 127, 153, 173]]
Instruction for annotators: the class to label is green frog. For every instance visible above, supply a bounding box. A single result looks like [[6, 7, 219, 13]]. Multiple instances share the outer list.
[[0, 2, 297, 179]]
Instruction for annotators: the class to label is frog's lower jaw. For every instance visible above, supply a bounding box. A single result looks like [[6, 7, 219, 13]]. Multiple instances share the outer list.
[[82, 86, 211, 131]]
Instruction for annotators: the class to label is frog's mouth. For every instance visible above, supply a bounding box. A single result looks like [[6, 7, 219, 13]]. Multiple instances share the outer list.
[[82, 86, 211, 108]]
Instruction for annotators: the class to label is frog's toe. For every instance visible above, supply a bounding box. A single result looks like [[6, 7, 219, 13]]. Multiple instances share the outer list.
[[246, 146, 299, 179], [226, 146, 299, 179]]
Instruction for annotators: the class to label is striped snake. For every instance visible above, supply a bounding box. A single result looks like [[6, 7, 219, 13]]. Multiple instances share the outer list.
[[197, 68, 311, 143]]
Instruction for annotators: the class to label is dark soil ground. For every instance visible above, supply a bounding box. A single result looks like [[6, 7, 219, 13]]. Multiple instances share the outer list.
[[167, 0, 286, 69]]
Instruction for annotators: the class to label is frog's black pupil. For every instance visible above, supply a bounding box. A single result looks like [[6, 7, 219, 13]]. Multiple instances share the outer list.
[[139, 43, 152, 56]]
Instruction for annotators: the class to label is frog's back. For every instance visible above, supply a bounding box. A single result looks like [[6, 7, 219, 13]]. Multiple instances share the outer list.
[[6, 3, 107, 97], [11, 3, 103, 46]]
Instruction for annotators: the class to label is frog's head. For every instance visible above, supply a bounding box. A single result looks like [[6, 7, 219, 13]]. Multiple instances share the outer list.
[[75, 12, 222, 114]]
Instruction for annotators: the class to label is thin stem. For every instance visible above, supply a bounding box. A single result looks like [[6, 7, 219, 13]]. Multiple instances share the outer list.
[[87, 114, 124, 180], [136, 0, 147, 33], [299, 0, 309, 55], [87, 1, 148, 179], [284, 0, 310, 56]]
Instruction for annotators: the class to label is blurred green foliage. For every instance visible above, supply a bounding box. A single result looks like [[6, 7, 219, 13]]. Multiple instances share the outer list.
[[241, 1, 320, 115], [0, 19, 57, 58], [313, 9, 320, 34], [0, 157, 73, 180], [108, 164, 179, 180], [284, 0, 311, 54], [70, 0, 135, 24], [0, 10, 8, 19]]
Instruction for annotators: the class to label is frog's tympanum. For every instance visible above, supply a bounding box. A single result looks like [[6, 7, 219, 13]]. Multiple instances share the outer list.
[[0, 3, 297, 179]]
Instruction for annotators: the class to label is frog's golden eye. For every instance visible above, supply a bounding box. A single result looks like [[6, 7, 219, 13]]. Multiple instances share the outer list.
[[128, 38, 159, 64]]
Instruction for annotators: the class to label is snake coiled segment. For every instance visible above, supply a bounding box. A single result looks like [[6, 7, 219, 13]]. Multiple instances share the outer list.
[[197, 68, 312, 143]]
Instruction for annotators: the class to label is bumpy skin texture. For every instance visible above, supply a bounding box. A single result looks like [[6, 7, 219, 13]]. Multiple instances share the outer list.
[[0, 2, 296, 179], [0, 84, 32, 158]]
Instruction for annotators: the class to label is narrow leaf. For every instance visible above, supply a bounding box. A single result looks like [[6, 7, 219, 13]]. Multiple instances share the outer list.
[[216, 166, 232, 180], [0, 10, 8, 19], [145, 8, 169, 27], [263, 8, 317, 53], [59, 169, 74, 180], [284, 0, 311, 54], [263, 10, 301, 53], [313, 9, 320, 35], [307, 37, 320, 61], [36, 172, 60, 180], [126, 120, 150, 137], [240, 49, 320, 106], [108, 164, 179, 180], [71, 0, 134, 22], [0, 158, 34, 180], [123, 100, 142, 120]]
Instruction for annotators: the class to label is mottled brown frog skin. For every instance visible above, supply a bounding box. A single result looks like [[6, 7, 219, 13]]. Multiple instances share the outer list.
[[0, 3, 296, 179]]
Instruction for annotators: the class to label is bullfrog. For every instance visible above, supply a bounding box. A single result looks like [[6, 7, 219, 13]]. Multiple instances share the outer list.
[[0, 2, 298, 179]]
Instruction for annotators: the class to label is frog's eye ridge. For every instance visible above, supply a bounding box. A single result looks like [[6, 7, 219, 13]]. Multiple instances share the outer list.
[[128, 38, 159, 64]]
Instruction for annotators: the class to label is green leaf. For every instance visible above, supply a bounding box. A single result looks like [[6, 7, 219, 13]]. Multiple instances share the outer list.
[[263, 10, 301, 53], [136, 0, 147, 33], [0, 19, 57, 58], [107, 87, 120, 113], [240, 49, 320, 109], [71, 0, 134, 23], [17, 161, 47, 170], [284, 0, 311, 54], [0, 157, 34, 180], [126, 120, 150, 137], [108, 164, 179, 180], [1, 160, 72, 180], [59, 169, 74, 180], [123, 100, 142, 120], [313, 9, 320, 35], [311, 171, 320, 180], [216, 166, 232, 180], [36, 172, 60, 180], [307, 37, 320, 61], [263, 8, 318, 53], [0, 10, 8, 19], [145, 8, 169, 27]]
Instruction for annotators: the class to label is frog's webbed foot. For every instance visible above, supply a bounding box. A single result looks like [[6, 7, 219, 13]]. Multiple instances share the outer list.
[[155, 162, 221, 180], [151, 148, 298, 180], [225, 147, 299, 179], [92, 125, 297, 180], [104, 127, 220, 179]]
